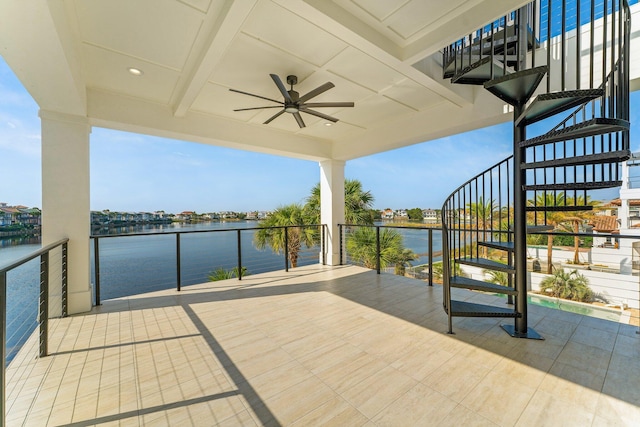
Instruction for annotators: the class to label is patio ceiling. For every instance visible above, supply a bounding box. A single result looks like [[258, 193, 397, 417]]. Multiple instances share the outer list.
[[0, 0, 526, 161]]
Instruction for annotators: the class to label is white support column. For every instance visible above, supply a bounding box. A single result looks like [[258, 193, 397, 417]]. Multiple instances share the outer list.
[[319, 160, 345, 266], [40, 111, 92, 314]]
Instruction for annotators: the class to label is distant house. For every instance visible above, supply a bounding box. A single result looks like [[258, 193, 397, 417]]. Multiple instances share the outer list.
[[220, 211, 237, 219], [381, 209, 394, 219], [422, 209, 438, 224], [177, 211, 195, 221], [395, 209, 408, 218], [0, 203, 41, 227], [245, 211, 258, 220]]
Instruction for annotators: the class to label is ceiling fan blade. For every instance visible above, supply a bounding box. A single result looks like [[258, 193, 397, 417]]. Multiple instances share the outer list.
[[229, 88, 282, 105], [299, 108, 339, 122], [264, 109, 285, 124], [301, 102, 354, 108], [233, 106, 284, 112], [270, 74, 293, 103], [293, 112, 306, 128], [298, 82, 335, 103]]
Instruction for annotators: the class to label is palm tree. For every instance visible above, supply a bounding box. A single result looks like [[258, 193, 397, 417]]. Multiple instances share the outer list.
[[527, 192, 567, 273], [346, 227, 403, 270], [561, 195, 599, 265], [305, 178, 374, 225], [539, 268, 593, 302], [483, 269, 508, 286], [528, 193, 598, 272], [254, 204, 316, 268], [394, 248, 419, 276], [466, 196, 496, 257]]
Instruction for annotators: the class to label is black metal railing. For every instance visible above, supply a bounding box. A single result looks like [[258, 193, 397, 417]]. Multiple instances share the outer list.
[[518, 230, 639, 327], [338, 224, 441, 286], [444, 0, 633, 89], [91, 225, 327, 305], [1, 238, 68, 426], [441, 156, 514, 314]]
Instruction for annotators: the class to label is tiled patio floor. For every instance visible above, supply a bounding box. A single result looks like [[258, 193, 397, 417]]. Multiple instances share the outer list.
[[5, 264, 640, 426]]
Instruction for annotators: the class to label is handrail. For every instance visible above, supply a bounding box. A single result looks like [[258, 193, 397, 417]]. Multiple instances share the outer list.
[[91, 224, 326, 306], [89, 224, 324, 239], [0, 238, 69, 273], [339, 223, 439, 286], [2, 237, 69, 427]]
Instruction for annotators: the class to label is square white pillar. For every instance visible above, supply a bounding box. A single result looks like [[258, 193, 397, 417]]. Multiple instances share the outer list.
[[40, 110, 92, 314], [319, 160, 345, 265]]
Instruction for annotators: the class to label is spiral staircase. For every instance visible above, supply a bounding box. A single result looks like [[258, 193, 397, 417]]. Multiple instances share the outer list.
[[440, 0, 632, 338]]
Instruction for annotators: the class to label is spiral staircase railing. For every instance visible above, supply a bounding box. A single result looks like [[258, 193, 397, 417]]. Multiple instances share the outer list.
[[440, 0, 631, 337]]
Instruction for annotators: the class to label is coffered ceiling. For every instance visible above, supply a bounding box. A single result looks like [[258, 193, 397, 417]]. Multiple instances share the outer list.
[[0, 0, 528, 161]]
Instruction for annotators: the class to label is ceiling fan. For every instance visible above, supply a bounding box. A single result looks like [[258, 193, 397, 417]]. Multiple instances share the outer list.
[[229, 74, 354, 128]]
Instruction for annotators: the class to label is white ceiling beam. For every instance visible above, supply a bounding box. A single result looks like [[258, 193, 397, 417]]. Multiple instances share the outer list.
[[400, 0, 531, 65], [280, 0, 473, 108], [172, 0, 258, 117], [0, 0, 86, 115], [332, 89, 511, 161], [89, 89, 333, 162]]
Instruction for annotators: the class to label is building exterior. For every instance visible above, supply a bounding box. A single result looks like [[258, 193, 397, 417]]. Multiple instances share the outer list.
[[422, 209, 438, 224]]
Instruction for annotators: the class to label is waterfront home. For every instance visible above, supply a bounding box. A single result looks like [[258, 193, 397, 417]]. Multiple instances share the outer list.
[[422, 208, 438, 224], [1, 0, 640, 425], [381, 208, 394, 220], [0, 204, 41, 228]]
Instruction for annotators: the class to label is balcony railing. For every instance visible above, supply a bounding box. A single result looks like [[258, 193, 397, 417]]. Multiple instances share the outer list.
[[91, 224, 327, 305], [339, 224, 442, 286], [1, 238, 68, 426]]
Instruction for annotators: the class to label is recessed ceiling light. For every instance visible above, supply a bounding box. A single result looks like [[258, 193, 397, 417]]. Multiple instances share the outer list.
[[325, 122, 333, 127], [128, 67, 144, 76]]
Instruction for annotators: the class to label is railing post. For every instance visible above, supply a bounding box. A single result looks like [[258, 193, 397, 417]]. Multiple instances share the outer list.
[[339, 225, 343, 265], [39, 252, 49, 358], [376, 226, 381, 274], [1, 271, 6, 427], [93, 237, 101, 306], [321, 225, 326, 265], [176, 233, 181, 291], [284, 227, 289, 272], [237, 230, 243, 280], [62, 242, 68, 317], [428, 228, 433, 286]]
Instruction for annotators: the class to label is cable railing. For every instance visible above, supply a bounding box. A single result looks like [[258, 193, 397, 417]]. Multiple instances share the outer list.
[[338, 224, 442, 286], [91, 225, 327, 305], [519, 230, 638, 327], [1, 238, 68, 426]]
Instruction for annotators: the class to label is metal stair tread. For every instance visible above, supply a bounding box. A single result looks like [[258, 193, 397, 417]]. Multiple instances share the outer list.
[[456, 257, 515, 273], [449, 300, 520, 318], [477, 240, 514, 252], [451, 56, 513, 85], [484, 66, 547, 106], [520, 118, 630, 148], [515, 89, 604, 126], [526, 225, 554, 232], [450, 275, 517, 295], [521, 150, 631, 169], [524, 181, 623, 191], [444, 54, 517, 78]]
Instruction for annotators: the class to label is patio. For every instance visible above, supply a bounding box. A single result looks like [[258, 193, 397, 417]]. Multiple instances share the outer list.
[[5, 264, 640, 426]]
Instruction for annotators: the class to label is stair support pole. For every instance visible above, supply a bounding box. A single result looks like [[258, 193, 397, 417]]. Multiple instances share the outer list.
[[502, 104, 543, 340]]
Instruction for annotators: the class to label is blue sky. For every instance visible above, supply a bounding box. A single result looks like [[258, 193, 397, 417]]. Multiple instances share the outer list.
[[1, 57, 638, 214]]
